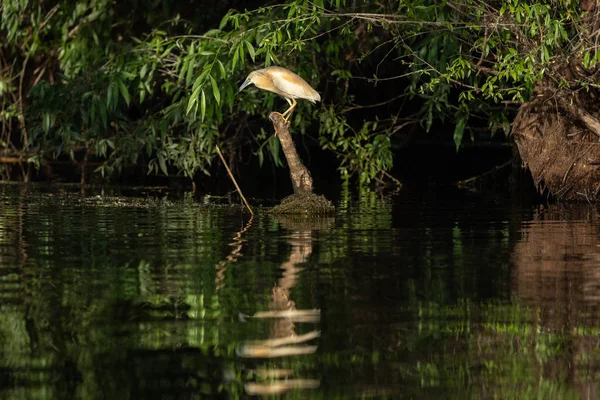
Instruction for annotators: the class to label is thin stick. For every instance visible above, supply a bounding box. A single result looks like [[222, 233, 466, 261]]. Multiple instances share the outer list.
[[216, 144, 253, 215], [455, 159, 512, 188], [18, 55, 30, 150]]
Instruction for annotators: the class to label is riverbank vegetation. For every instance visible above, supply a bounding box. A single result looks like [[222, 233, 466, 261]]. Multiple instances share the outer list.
[[1, 1, 598, 197]]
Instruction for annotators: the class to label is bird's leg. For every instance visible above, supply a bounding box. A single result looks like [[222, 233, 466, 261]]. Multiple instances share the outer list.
[[271, 112, 288, 137], [273, 98, 295, 124], [281, 98, 297, 119], [272, 99, 295, 136]]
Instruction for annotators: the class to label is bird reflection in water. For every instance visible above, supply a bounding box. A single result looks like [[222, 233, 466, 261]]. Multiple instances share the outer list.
[[238, 218, 331, 396]]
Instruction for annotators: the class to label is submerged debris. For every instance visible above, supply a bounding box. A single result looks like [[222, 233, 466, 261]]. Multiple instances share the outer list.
[[270, 193, 334, 215]]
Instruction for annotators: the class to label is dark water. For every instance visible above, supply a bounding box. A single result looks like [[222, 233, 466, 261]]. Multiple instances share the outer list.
[[1, 184, 599, 399]]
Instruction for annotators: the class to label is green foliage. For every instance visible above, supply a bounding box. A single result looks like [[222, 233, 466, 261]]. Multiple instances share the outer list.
[[2, 0, 333, 180], [0, 0, 589, 185], [400, 0, 578, 149], [320, 108, 393, 184]]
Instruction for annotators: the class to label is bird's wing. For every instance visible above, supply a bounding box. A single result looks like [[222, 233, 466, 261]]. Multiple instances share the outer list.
[[271, 73, 319, 102]]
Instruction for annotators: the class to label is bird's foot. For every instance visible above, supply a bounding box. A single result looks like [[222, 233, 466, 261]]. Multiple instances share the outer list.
[[273, 112, 290, 125], [272, 112, 290, 136]]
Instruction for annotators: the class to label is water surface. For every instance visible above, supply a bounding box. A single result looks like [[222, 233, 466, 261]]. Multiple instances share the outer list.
[[0, 184, 598, 399]]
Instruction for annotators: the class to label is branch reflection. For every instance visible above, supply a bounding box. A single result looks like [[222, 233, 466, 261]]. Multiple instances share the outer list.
[[215, 215, 254, 292], [239, 216, 333, 396]]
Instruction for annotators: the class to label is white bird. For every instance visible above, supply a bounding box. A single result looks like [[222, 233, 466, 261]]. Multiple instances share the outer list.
[[238, 66, 321, 123]]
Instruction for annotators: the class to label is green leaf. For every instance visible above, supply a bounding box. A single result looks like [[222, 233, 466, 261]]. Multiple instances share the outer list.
[[200, 90, 206, 121], [245, 41, 256, 62], [219, 10, 232, 30], [158, 153, 168, 176], [179, 57, 189, 84], [160, 43, 177, 59], [185, 60, 195, 86], [210, 75, 220, 105], [191, 73, 203, 93], [238, 44, 245, 66], [502, 120, 511, 136], [187, 84, 202, 115], [268, 135, 282, 167], [204, 29, 221, 37], [111, 83, 119, 110], [257, 147, 264, 167], [140, 64, 148, 79], [453, 117, 466, 151], [117, 79, 131, 106], [542, 46, 549, 63], [232, 45, 239, 71], [217, 59, 226, 78], [425, 106, 433, 132], [106, 82, 114, 108], [43, 113, 51, 133]]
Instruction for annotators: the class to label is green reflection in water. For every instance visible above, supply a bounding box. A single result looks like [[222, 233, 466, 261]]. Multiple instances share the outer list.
[[0, 185, 597, 399]]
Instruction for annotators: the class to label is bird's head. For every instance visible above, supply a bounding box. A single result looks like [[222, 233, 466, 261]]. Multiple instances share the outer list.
[[237, 71, 260, 93]]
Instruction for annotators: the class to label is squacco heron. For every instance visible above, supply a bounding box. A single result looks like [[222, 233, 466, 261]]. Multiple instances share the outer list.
[[238, 66, 321, 123]]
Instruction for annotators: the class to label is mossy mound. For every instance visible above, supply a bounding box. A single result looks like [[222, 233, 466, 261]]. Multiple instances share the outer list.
[[270, 193, 335, 215]]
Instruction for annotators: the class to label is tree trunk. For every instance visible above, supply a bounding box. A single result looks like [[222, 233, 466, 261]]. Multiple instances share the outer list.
[[512, 74, 600, 201], [269, 113, 313, 194], [511, 4, 600, 201]]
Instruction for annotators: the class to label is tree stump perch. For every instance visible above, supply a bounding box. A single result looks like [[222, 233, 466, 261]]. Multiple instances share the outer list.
[[269, 113, 313, 194], [268, 113, 334, 215]]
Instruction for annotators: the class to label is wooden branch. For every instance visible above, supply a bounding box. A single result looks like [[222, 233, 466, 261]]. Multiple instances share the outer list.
[[81, 148, 88, 185], [216, 144, 254, 215], [0, 157, 27, 163], [342, 93, 408, 113], [269, 113, 313, 194], [470, 60, 500, 76], [39, 5, 59, 30], [578, 109, 600, 137], [455, 159, 512, 188], [562, 99, 600, 137], [18, 55, 30, 149], [170, 35, 229, 44]]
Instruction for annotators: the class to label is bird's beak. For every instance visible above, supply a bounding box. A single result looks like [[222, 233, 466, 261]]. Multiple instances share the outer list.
[[238, 79, 251, 93]]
